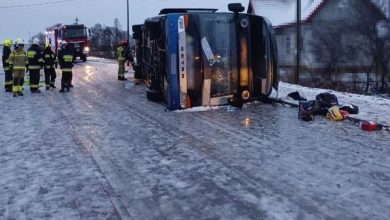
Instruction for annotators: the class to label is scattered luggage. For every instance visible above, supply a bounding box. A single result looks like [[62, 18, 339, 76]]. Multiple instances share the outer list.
[[283, 91, 389, 132]]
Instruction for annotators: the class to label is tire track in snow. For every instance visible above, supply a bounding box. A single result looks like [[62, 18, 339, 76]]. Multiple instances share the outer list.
[[44, 84, 132, 220], [69, 62, 343, 219]]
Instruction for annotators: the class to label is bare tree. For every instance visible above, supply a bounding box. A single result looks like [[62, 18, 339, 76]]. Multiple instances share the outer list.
[[351, 0, 389, 93], [90, 23, 103, 54], [310, 0, 389, 94], [30, 32, 46, 47], [113, 18, 126, 46], [89, 19, 127, 59], [310, 22, 350, 82]]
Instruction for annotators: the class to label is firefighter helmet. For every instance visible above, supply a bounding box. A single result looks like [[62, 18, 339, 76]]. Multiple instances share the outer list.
[[32, 38, 40, 45], [14, 38, 25, 48], [61, 40, 68, 47], [3, 39, 13, 47]]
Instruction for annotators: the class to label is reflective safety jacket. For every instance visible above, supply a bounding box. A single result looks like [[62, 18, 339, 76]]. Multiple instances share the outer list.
[[2, 46, 11, 71], [117, 46, 126, 62], [27, 45, 44, 70], [58, 47, 74, 72], [8, 48, 28, 70], [42, 48, 58, 69]]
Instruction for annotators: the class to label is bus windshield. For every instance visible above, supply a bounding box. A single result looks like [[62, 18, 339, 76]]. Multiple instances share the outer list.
[[185, 14, 238, 99]]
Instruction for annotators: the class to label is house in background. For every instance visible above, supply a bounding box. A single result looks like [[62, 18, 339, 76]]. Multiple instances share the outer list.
[[248, 0, 388, 87]]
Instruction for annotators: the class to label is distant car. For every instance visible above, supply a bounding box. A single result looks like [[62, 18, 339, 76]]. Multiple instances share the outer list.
[[133, 3, 279, 110]]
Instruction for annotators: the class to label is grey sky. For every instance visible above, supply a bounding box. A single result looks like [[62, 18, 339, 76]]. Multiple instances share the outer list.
[[0, 0, 249, 42]]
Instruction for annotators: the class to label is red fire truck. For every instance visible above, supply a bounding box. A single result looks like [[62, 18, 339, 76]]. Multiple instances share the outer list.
[[45, 23, 90, 61]]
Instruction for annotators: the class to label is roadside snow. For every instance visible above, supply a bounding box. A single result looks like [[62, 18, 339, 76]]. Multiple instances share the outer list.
[[271, 82, 390, 125], [175, 80, 389, 125]]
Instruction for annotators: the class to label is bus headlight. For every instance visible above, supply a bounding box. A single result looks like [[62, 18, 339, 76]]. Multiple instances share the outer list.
[[242, 90, 250, 100]]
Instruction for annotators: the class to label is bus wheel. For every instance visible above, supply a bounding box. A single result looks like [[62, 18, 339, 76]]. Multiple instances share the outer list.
[[146, 89, 163, 102]]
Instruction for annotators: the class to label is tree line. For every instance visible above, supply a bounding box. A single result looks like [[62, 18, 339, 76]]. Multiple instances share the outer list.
[[89, 18, 129, 59]]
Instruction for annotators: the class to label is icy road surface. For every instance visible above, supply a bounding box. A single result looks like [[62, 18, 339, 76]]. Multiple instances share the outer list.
[[1, 57, 390, 220]]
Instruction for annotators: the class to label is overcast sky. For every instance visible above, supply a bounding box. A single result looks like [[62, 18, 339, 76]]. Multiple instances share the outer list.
[[0, 0, 249, 42]]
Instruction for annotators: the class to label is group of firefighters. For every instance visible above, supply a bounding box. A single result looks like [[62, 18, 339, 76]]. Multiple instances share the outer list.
[[2, 38, 133, 95], [2, 38, 74, 96]]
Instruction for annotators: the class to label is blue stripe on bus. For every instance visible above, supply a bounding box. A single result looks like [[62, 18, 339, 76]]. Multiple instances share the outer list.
[[166, 14, 181, 110]]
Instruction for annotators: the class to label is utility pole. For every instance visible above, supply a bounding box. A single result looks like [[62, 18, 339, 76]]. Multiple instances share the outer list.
[[295, 0, 301, 84], [127, 0, 130, 42]]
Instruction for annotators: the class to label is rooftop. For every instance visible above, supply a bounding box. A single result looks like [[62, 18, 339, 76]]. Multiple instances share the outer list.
[[248, 0, 324, 26]]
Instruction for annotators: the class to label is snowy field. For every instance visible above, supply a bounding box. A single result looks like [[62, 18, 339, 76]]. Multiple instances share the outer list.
[[0, 57, 390, 220]]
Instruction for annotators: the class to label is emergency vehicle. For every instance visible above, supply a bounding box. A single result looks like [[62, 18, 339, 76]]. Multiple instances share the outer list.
[[45, 23, 90, 61]]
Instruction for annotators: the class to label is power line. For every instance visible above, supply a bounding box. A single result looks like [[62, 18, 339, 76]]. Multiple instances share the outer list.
[[0, 0, 100, 11], [0, 0, 77, 9]]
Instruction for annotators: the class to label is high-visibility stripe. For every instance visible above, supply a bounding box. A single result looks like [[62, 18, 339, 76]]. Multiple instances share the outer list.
[[30, 84, 39, 88], [118, 74, 125, 77], [13, 66, 26, 70], [12, 86, 18, 93], [63, 55, 73, 62], [5, 81, 13, 85], [62, 68, 72, 72], [8, 61, 14, 64], [118, 57, 126, 61], [28, 66, 41, 70], [27, 51, 36, 58], [4, 67, 10, 71], [45, 65, 54, 69]]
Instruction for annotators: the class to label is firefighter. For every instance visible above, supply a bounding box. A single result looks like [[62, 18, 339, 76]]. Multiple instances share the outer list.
[[42, 44, 58, 90], [27, 38, 44, 93], [58, 41, 74, 92], [8, 38, 28, 97], [117, 40, 127, 80], [2, 39, 13, 92]]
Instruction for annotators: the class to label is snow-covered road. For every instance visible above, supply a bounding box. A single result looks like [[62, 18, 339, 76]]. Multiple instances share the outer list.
[[1, 57, 389, 220]]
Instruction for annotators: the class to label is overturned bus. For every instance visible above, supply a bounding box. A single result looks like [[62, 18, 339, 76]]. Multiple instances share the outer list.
[[132, 3, 279, 110]]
